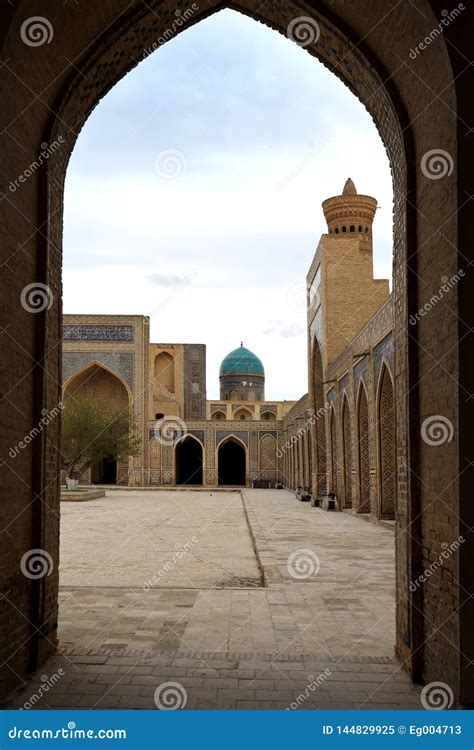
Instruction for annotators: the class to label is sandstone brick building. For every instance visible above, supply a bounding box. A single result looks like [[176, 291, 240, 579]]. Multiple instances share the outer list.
[[1, 0, 472, 708], [62, 179, 394, 523], [63, 321, 295, 488]]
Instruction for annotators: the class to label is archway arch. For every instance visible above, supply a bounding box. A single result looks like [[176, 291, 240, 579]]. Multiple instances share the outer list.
[[234, 408, 252, 421], [342, 395, 352, 509], [357, 383, 370, 513], [377, 363, 396, 519], [63, 360, 132, 408], [63, 361, 132, 485], [311, 337, 327, 495], [211, 410, 226, 421], [1, 0, 468, 704], [175, 435, 204, 486], [154, 352, 175, 393], [217, 436, 247, 486]]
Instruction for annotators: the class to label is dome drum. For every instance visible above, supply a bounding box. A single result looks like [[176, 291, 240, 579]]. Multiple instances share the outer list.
[[219, 345, 265, 401]]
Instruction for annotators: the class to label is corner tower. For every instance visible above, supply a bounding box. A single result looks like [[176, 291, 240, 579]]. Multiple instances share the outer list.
[[307, 178, 390, 367], [322, 178, 378, 253], [219, 344, 265, 401]]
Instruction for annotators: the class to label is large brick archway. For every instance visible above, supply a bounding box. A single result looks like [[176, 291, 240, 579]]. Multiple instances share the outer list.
[[1, 0, 473, 706]]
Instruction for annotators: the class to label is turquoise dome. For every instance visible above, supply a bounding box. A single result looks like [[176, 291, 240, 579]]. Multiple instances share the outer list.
[[219, 345, 265, 377]]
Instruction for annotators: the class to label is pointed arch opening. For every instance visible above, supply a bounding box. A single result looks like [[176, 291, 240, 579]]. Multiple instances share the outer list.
[[342, 395, 353, 509], [63, 362, 132, 485], [378, 364, 396, 519], [211, 410, 226, 421], [154, 352, 175, 393], [234, 408, 252, 421], [357, 383, 370, 513], [175, 435, 204, 486], [217, 437, 247, 486]]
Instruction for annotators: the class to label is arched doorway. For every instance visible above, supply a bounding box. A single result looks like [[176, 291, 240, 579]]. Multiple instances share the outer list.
[[63, 362, 131, 485], [154, 351, 175, 392], [1, 0, 469, 706], [342, 396, 352, 509], [378, 365, 396, 519], [357, 384, 370, 513], [175, 436, 203, 485], [217, 438, 246, 486]]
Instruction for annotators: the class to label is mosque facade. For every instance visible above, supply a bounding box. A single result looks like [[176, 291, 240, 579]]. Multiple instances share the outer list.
[[62, 179, 395, 521]]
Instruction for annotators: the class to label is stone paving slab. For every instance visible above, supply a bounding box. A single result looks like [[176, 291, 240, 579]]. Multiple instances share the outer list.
[[59, 491, 261, 589], [6, 489, 421, 710], [7, 651, 423, 710]]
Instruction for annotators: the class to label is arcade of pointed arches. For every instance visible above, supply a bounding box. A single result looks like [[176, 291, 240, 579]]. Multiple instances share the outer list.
[[282, 332, 395, 521]]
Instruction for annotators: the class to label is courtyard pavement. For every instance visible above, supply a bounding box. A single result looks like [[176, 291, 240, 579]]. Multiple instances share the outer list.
[[7, 490, 423, 710]]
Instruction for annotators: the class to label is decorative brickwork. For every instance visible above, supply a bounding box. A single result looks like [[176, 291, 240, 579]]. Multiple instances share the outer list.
[[63, 325, 134, 341], [0, 0, 470, 710]]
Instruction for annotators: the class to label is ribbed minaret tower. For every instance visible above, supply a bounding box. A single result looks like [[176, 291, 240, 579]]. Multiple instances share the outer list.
[[321, 178, 377, 253], [306, 177, 389, 366]]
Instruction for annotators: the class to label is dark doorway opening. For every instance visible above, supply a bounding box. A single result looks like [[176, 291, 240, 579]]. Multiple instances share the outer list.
[[175, 437, 203, 485], [218, 439, 246, 486], [92, 457, 117, 484]]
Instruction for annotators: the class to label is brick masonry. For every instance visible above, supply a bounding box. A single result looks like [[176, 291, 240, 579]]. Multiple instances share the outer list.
[[0, 0, 472, 706]]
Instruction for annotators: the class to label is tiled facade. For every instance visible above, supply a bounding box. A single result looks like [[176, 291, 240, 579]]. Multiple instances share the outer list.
[[62, 316, 296, 488]]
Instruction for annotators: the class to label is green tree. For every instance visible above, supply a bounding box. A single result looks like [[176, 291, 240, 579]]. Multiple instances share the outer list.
[[61, 396, 140, 483]]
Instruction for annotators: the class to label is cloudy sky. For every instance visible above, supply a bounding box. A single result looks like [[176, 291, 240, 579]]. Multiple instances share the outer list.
[[63, 9, 393, 400]]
